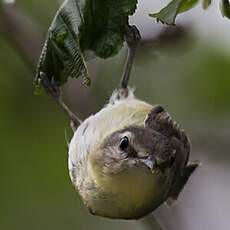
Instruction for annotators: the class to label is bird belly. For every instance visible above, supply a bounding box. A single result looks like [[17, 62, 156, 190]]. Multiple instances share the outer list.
[[84, 165, 166, 219]]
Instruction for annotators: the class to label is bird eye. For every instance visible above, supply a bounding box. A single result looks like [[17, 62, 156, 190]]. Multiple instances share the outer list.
[[119, 136, 129, 150], [169, 155, 176, 167]]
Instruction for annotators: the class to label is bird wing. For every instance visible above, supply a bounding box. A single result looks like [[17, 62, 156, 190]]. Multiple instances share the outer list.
[[145, 105, 200, 202], [144, 105, 190, 166]]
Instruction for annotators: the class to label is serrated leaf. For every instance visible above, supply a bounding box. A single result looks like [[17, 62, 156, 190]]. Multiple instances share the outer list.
[[35, 0, 137, 89], [79, 0, 137, 58], [203, 0, 212, 9], [220, 0, 230, 19], [35, 0, 88, 87], [149, 0, 198, 25]]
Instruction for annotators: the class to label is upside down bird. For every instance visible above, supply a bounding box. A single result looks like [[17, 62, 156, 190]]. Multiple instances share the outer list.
[[68, 87, 198, 219], [37, 23, 198, 219], [67, 26, 198, 219]]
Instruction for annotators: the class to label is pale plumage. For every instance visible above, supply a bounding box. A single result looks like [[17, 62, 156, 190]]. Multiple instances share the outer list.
[[68, 89, 198, 219]]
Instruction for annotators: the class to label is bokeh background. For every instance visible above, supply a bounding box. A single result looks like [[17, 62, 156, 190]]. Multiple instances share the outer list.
[[1, 0, 230, 230]]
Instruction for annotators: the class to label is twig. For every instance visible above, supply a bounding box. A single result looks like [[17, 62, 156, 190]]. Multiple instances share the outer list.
[[120, 25, 141, 91], [0, 3, 43, 69], [139, 214, 164, 230]]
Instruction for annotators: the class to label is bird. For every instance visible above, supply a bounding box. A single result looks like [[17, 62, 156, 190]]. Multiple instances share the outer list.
[[68, 88, 199, 219], [35, 19, 198, 219]]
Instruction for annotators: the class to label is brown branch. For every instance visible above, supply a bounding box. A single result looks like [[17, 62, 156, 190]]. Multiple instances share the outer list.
[[0, 3, 43, 70]]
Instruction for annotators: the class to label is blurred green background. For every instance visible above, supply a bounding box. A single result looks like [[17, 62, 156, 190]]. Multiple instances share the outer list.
[[1, 1, 230, 230]]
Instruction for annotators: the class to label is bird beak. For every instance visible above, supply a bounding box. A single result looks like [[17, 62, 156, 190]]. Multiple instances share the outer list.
[[140, 157, 156, 171]]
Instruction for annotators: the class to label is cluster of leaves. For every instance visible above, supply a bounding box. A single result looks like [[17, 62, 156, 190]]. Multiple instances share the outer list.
[[35, 0, 137, 88], [150, 0, 230, 25], [35, 0, 230, 89]]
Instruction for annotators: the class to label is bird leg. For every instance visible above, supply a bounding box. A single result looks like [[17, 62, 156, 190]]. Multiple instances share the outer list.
[[119, 25, 141, 97]]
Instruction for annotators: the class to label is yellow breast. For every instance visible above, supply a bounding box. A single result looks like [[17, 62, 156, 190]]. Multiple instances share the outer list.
[[86, 161, 165, 219]]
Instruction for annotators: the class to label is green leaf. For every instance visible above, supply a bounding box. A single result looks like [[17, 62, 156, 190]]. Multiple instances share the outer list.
[[79, 0, 137, 58], [149, 0, 198, 25], [220, 0, 230, 19], [35, 0, 137, 88], [179, 0, 199, 12], [202, 0, 212, 9], [35, 0, 89, 88]]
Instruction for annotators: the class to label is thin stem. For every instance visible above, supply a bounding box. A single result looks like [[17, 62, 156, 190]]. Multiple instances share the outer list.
[[139, 214, 164, 230], [120, 25, 141, 89], [57, 97, 82, 131], [39, 73, 82, 130], [120, 43, 136, 89]]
